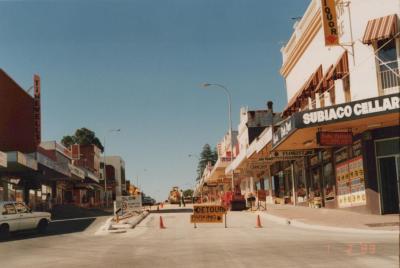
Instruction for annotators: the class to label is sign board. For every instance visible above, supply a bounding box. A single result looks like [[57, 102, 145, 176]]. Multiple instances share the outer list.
[[272, 94, 400, 149], [257, 190, 267, 201], [317, 131, 353, 146], [321, 0, 339, 46], [33, 74, 41, 147], [193, 205, 227, 215], [0, 151, 7, 168], [69, 163, 85, 179], [120, 195, 142, 211], [268, 150, 315, 160], [190, 214, 223, 223]]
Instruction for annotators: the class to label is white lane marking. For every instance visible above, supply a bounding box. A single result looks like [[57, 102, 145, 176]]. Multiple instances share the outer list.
[[51, 217, 98, 223]]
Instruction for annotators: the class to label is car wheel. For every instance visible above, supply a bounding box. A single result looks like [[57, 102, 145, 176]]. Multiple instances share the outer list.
[[0, 224, 10, 239], [37, 219, 48, 234]]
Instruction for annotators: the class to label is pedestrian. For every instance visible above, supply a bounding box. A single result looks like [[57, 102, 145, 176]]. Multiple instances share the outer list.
[[180, 190, 185, 207]]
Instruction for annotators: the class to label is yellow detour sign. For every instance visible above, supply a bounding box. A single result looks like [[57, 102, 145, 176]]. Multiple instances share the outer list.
[[193, 205, 227, 215], [190, 214, 223, 223]]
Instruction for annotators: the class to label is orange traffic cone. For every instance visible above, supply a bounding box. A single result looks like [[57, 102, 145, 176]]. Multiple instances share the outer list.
[[256, 215, 262, 228], [160, 203, 164, 209], [159, 216, 166, 229]]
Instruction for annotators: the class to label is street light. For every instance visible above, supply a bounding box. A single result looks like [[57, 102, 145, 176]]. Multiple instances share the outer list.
[[201, 83, 235, 192], [136, 168, 147, 192], [103, 128, 121, 207]]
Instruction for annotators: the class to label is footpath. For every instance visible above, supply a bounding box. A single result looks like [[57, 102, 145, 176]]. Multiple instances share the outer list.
[[258, 204, 399, 233]]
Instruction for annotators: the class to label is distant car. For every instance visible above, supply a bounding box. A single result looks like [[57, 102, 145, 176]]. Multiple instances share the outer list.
[[0, 201, 51, 238], [184, 197, 193, 204]]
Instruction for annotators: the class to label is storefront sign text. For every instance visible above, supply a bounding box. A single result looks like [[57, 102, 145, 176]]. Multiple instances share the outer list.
[[317, 131, 353, 146], [300, 95, 399, 127], [321, 0, 339, 46]]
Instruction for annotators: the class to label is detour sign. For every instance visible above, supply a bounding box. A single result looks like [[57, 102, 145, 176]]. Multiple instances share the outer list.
[[193, 205, 227, 214], [190, 214, 223, 223]]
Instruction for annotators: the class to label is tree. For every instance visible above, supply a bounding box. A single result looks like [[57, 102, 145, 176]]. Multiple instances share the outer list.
[[196, 144, 218, 180], [61, 127, 104, 152], [183, 189, 193, 198]]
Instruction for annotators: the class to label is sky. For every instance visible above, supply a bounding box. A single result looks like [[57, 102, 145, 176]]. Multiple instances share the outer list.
[[0, 0, 310, 201]]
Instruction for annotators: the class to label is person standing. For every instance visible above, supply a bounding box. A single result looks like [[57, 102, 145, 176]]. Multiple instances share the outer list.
[[180, 190, 185, 207]]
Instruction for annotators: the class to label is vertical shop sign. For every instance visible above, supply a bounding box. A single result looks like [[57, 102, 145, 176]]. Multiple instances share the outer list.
[[33, 75, 41, 146], [321, 0, 340, 46]]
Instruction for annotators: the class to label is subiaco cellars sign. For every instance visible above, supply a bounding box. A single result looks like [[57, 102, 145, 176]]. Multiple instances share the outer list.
[[272, 94, 400, 148], [300, 95, 399, 127]]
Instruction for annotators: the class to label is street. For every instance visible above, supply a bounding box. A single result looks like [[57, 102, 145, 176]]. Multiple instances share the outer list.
[[0, 210, 398, 268]]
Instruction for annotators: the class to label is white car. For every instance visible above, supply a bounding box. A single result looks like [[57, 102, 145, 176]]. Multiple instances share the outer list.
[[0, 201, 51, 238]]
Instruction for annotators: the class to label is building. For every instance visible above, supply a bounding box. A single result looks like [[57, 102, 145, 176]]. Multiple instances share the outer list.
[[100, 156, 126, 204], [0, 69, 103, 209], [225, 102, 281, 203], [270, 0, 399, 214]]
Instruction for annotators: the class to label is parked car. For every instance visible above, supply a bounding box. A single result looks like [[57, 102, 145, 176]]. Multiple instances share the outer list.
[[0, 201, 51, 238]]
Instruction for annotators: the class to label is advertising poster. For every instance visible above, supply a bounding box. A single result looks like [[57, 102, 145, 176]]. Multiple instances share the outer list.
[[336, 156, 366, 208], [336, 160, 351, 208], [348, 156, 366, 206]]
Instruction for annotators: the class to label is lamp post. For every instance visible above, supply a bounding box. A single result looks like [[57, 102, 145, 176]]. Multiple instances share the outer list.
[[201, 83, 235, 192], [103, 128, 121, 208], [136, 168, 147, 192]]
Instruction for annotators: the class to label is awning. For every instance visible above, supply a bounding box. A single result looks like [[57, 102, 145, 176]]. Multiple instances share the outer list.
[[362, 14, 398, 45], [283, 65, 323, 117], [0, 151, 38, 172], [272, 93, 400, 151], [317, 51, 349, 94]]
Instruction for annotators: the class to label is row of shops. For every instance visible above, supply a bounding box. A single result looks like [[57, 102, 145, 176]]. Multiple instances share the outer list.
[[195, 1, 399, 215], [0, 147, 105, 211]]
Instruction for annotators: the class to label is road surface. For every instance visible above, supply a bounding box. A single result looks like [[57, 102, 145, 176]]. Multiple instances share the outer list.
[[0, 211, 398, 268]]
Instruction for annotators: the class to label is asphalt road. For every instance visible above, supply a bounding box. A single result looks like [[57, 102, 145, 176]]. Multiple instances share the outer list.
[[0, 211, 398, 268]]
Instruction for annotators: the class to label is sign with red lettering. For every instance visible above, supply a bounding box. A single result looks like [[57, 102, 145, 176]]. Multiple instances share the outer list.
[[317, 132, 353, 146], [33, 74, 41, 146], [321, 0, 339, 46]]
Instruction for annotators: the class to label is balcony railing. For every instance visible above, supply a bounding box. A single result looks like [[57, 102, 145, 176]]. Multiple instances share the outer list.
[[379, 63, 400, 95]]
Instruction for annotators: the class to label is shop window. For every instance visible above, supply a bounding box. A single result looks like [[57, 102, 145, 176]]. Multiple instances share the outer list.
[[323, 162, 335, 202], [375, 38, 400, 95], [0, 185, 4, 201], [375, 138, 400, 157]]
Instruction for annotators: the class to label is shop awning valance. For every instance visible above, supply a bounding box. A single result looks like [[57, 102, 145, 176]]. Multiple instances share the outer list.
[[283, 65, 323, 116], [362, 14, 398, 45], [316, 51, 349, 93]]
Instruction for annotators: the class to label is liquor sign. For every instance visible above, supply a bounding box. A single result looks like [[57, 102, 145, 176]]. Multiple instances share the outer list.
[[317, 132, 353, 146], [0, 151, 7, 168], [33, 74, 41, 146], [321, 0, 339, 46]]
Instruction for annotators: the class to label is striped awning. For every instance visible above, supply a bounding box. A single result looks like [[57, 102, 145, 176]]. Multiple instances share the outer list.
[[282, 65, 323, 116], [362, 14, 398, 44]]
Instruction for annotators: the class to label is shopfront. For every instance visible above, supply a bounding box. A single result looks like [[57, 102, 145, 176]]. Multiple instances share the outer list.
[[272, 93, 400, 214]]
